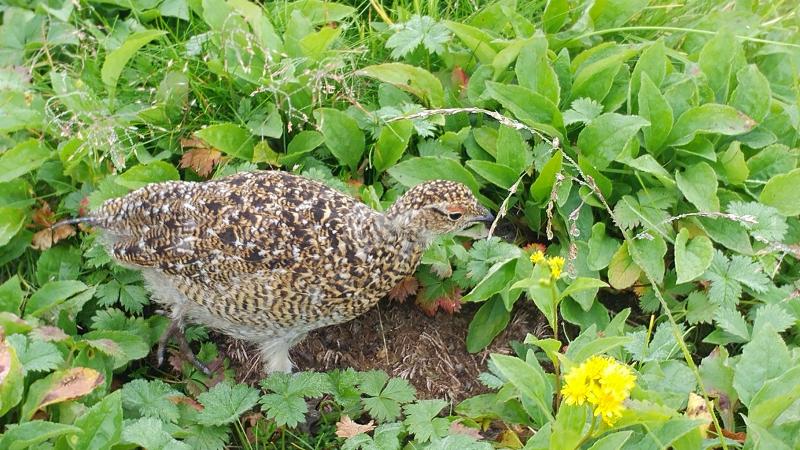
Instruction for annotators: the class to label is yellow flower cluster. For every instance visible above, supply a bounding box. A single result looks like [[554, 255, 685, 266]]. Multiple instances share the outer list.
[[561, 355, 636, 425], [528, 251, 566, 279]]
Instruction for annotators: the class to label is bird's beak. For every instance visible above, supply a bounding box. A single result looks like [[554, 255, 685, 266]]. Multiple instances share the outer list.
[[471, 211, 495, 224]]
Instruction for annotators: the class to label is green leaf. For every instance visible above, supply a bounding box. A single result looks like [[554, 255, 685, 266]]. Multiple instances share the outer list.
[[444, 21, 497, 65], [587, 223, 620, 271], [686, 291, 716, 325], [314, 108, 365, 171], [753, 304, 795, 335], [698, 30, 739, 102], [733, 323, 791, 407], [542, 0, 569, 33], [559, 278, 608, 302], [713, 307, 750, 341], [196, 123, 255, 160], [760, 168, 800, 217], [0, 421, 82, 450], [486, 81, 563, 138], [389, 156, 480, 193], [675, 162, 719, 212], [374, 120, 413, 173], [122, 417, 191, 450], [625, 322, 682, 362], [705, 251, 769, 308], [463, 258, 517, 303], [466, 160, 518, 189], [571, 47, 638, 104], [289, 0, 355, 24], [731, 64, 771, 123], [0, 139, 51, 183], [718, 141, 749, 185], [576, 113, 649, 171], [628, 234, 667, 285], [122, 379, 181, 423], [101, 30, 167, 94], [550, 403, 587, 450], [638, 73, 673, 154], [360, 372, 416, 423], [74, 390, 122, 450], [727, 201, 787, 242], [743, 417, 792, 450], [0, 208, 26, 247], [667, 104, 756, 147], [607, 242, 641, 290], [496, 125, 530, 174], [587, 431, 632, 450], [0, 275, 23, 313], [403, 399, 449, 443], [747, 144, 797, 181], [530, 150, 562, 203], [116, 161, 180, 191], [299, 26, 340, 61], [7, 334, 63, 375], [279, 130, 324, 165], [25, 280, 89, 318], [0, 339, 24, 417], [358, 63, 444, 107], [563, 98, 604, 126], [748, 365, 800, 429], [490, 354, 554, 422], [197, 382, 260, 426], [386, 15, 450, 59], [516, 37, 560, 105], [83, 330, 149, 369], [674, 229, 714, 284], [466, 297, 510, 352], [630, 40, 666, 99]]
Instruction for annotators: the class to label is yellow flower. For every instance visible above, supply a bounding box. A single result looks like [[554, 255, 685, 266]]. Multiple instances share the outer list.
[[547, 256, 566, 279], [530, 250, 545, 264], [560, 355, 636, 426]]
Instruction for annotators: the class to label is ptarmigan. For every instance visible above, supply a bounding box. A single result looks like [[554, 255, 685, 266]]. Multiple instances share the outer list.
[[74, 170, 493, 373]]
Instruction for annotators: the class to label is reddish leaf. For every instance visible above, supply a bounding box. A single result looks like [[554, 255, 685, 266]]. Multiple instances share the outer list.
[[31, 202, 55, 228], [38, 367, 104, 410], [449, 422, 482, 439], [180, 138, 222, 177], [452, 66, 469, 91], [437, 289, 463, 315], [335, 415, 375, 438], [169, 394, 203, 411], [31, 224, 75, 250], [32, 326, 69, 342], [387, 276, 419, 303]]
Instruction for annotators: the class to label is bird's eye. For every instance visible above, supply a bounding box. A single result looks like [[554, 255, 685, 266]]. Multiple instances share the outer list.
[[447, 212, 463, 221]]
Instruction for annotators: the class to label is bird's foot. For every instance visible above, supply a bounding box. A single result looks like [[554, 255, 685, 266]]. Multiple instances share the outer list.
[[156, 320, 213, 376]]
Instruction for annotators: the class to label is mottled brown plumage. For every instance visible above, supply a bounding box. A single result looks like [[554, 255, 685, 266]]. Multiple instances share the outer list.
[[88, 170, 492, 372]]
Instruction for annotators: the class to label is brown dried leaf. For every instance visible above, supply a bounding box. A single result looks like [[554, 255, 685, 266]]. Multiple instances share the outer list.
[[31, 224, 75, 250], [180, 146, 222, 177], [449, 422, 482, 439], [169, 394, 203, 411], [686, 392, 712, 438], [32, 326, 70, 342], [39, 367, 104, 410], [335, 415, 375, 438], [388, 276, 419, 303], [31, 202, 55, 228], [437, 289, 463, 315]]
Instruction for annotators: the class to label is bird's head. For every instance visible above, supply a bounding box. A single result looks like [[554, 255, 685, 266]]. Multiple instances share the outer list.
[[386, 180, 494, 239]]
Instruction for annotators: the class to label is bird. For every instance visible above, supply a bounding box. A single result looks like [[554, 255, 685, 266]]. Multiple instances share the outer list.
[[66, 170, 493, 373]]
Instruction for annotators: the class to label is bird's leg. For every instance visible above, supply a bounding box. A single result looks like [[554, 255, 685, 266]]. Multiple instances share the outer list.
[[156, 319, 213, 376]]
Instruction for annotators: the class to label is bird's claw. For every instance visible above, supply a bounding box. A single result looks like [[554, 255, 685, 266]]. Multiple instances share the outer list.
[[156, 320, 213, 376]]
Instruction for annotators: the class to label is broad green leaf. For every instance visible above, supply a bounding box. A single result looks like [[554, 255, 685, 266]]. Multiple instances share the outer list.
[[628, 234, 667, 285], [587, 223, 619, 271], [589, 0, 648, 29], [566, 335, 632, 365], [195, 123, 255, 160], [0, 139, 51, 183], [608, 242, 641, 290], [403, 399, 449, 443], [542, 0, 569, 33], [496, 125, 530, 174], [587, 431, 632, 450], [0, 421, 82, 450], [0, 339, 24, 417], [638, 73, 673, 154], [675, 162, 719, 212], [731, 64, 771, 123], [618, 154, 674, 187], [116, 161, 180, 190], [516, 37, 560, 105], [698, 30, 739, 103], [748, 365, 800, 429], [373, 120, 413, 173], [550, 403, 587, 450], [101, 30, 167, 94], [313, 108, 365, 171], [25, 280, 89, 318], [389, 156, 480, 193], [280, 130, 324, 165], [463, 259, 517, 304], [466, 160, 518, 189], [667, 104, 756, 147], [121, 378, 181, 423], [718, 141, 749, 185], [674, 229, 714, 284], [0, 275, 23, 313], [288, 0, 355, 24], [466, 297, 510, 353], [299, 26, 340, 61], [73, 390, 122, 450], [8, 334, 63, 375], [571, 47, 638, 104], [358, 63, 444, 107], [83, 330, 149, 369], [760, 168, 800, 216], [197, 382, 260, 426], [559, 278, 608, 302], [747, 144, 797, 181], [530, 150, 562, 203], [714, 307, 750, 342], [576, 113, 648, 170], [490, 354, 553, 421], [0, 208, 25, 247], [743, 417, 792, 450], [22, 367, 104, 421], [485, 81, 563, 138], [630, 40, 666, 100], [444, 21, 497, 65], [733, 323, 791, 406]]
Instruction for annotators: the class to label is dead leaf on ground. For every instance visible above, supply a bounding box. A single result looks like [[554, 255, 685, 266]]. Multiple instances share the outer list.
[[31, 202, 55, 228], [38, 367, 104, 410], [31, 224, 76, 250], [180, 138, 222, 177], [335, 415, 375, 438], [449, 421, 483, 439], [388, 276, 419, 303], [686, 392, 712, 437], [169, 394, 203, 411]]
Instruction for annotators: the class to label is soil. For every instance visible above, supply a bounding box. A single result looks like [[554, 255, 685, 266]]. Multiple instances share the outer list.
[[220, 299, 548, 403]]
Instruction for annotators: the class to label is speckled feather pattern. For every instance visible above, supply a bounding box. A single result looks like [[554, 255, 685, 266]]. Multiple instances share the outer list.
[[91, 170, 488, 371]]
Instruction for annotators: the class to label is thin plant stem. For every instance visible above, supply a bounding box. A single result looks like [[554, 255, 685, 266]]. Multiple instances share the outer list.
[[566, 26, 800, 49]]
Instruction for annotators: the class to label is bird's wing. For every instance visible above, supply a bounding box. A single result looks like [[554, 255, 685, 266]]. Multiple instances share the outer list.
[[95, 171, 374, 279]]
